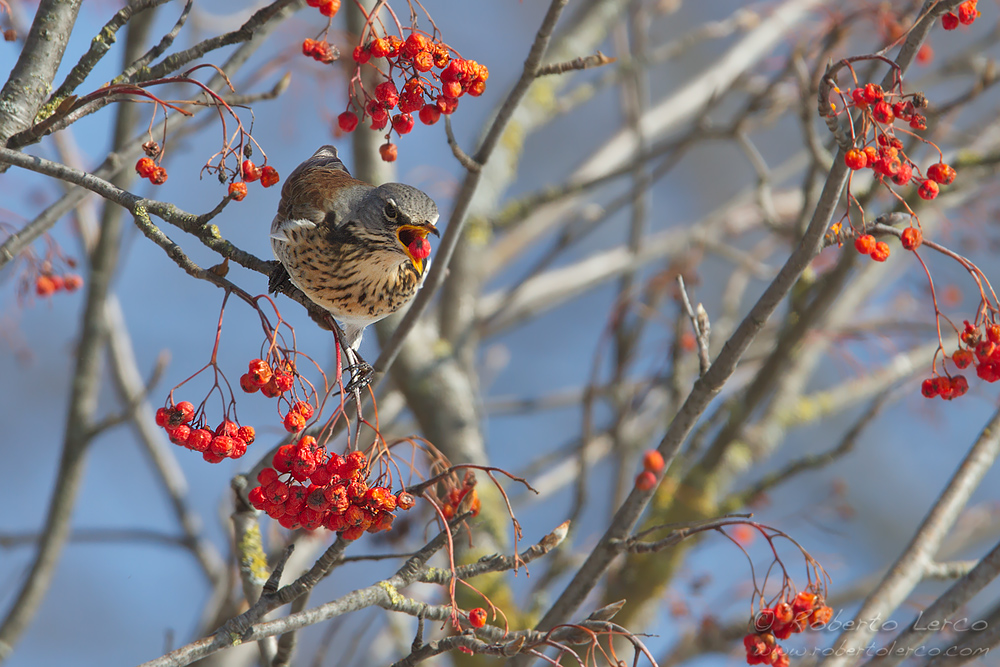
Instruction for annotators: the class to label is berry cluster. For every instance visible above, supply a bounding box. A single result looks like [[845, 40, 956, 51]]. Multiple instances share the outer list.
[[743, 591, 833, 667], [302, 38, 338, 64], [942, 1, 980, 30], [155, 401, 256, 463], [238, 357, 315, 434], [440, 483, 481, 520], [249, 443, 414, 537], [306, 0, 340, 18], [228, 159, 280, 202], [135, 157, 168, 185], [34, 272, 83, 297], [634, 449, 665, 491], [920, 320, 1000, 400], [852, 233, 891, 262], [841, 83, 958, 211], [338, 31, 488, 161]]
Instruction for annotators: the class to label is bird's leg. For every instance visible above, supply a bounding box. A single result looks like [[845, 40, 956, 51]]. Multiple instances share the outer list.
[[324, 314, 374, 396]]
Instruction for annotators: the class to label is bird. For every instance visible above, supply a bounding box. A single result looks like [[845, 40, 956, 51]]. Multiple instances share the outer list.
[[269, 145, 440, 359]]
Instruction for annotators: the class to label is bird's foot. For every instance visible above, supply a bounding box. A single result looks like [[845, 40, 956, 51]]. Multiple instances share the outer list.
[[268, 261, 292, 294], [343, 360, 374, 395]]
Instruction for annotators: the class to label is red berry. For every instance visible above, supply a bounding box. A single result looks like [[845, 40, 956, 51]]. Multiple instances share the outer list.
[[436, 95, 458, 115], [375, 81, 399, 108], [900, 227, 922, 250], [863, 83, 883, 104], [242, 159, 260, 182], [402, 33, 427, 58], [418, 104, 441, 125], [370, 38, 390, 58], [283, 410, 306, 433], [942, 12, 960, 29], [844, 148, 867, 170], [851, 87, 868, 108], [635, 470, 657, 491], [870, 241, 890, 262], [35, 275, 56, 296], [352, 45, 370, 64], [468, 607, 487, 628], [408, 236, 431, 262], [319, 0, 340, 17], [174, 401, 195, 423], [392, 113, 414, 135], [186, 428, 213, 452], [379, 143, 398, 162], [240, 373, 259, 393], [854, 234, 876, 255], [302, 38, 317, 56], [210, 435, 234, 457], [167, 425, 191, 446], [642, 450, 665, 473], [926, 162, 956, 185], [228, 182, 247, 201], [260, 165, 279, 187], [215, 419, 239, 438], [918, 180, 939, 200], [953, 349, 974, 369], [909, 114, 927, 131], [155, 407, 169, 427], [892, 162, 913, 185], [872, 100, 895, 125], [149, 166, 168, 185], [949, 375, 970, 398], [338, 111, 358, 133], [248, 359, 273, 387], [958, 1, 979, 25], [135, 157, 156, 178], [413, 50, 434, 72], [272, 371, 294, 393], [238, 425, 255, 444]]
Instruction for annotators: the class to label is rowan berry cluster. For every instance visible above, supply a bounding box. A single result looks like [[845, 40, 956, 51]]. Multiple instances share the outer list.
[[743, 591, 833, 667], [840, 82, 958, 215], [921, 320, 1000, 400], [942, 1, 980, 30], [338, 31, 488, 161], [249, 443, 414, 537], [135, 157, 168, 185], [227, 159, 280, 202], [155, 401, 256, 463], [237, 357, 317, 434], [34, 272, 83, 297], [635, 449, 665, 491]]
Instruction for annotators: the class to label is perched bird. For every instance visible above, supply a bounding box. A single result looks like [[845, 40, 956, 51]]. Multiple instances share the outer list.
[[269, 145, 439, 353]]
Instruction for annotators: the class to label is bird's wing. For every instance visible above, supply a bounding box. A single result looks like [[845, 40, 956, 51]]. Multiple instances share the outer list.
[[271, 145, 370, 243]]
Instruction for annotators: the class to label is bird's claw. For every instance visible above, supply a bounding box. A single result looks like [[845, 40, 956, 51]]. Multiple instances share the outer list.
[[343, 360, 374, 395]]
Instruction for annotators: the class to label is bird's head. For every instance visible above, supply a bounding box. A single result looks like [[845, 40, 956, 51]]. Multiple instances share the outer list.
[[357, 183, 440, 274]]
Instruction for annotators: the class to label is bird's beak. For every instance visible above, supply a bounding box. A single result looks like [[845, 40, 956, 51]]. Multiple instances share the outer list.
[[397, 221, 439, 274]]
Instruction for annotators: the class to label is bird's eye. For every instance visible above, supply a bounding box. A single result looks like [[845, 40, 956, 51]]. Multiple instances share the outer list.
[[383, 200, 398, 221]]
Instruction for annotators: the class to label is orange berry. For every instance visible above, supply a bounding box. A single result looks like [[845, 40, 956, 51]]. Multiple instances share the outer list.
[[900, 227, 922, 250], [242, 159, 260, 182], [64, 274, 83, 291], [418, 104, 440, 125], [468, 607, 487, 628], [35, 275, 56, 296], [854, 233, 876, 255], [149, 166, 168, 185], [870, 240, 890, 262], [228, 182, 247, 201], [135, 157, 156, 178], [871, 100, 894, 124], [642, 450, 665, 473], [958, 1, 979, 25], [844, 148, 867, 170], [379, 143, 398, 162], [370, 37, 390, 58]]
